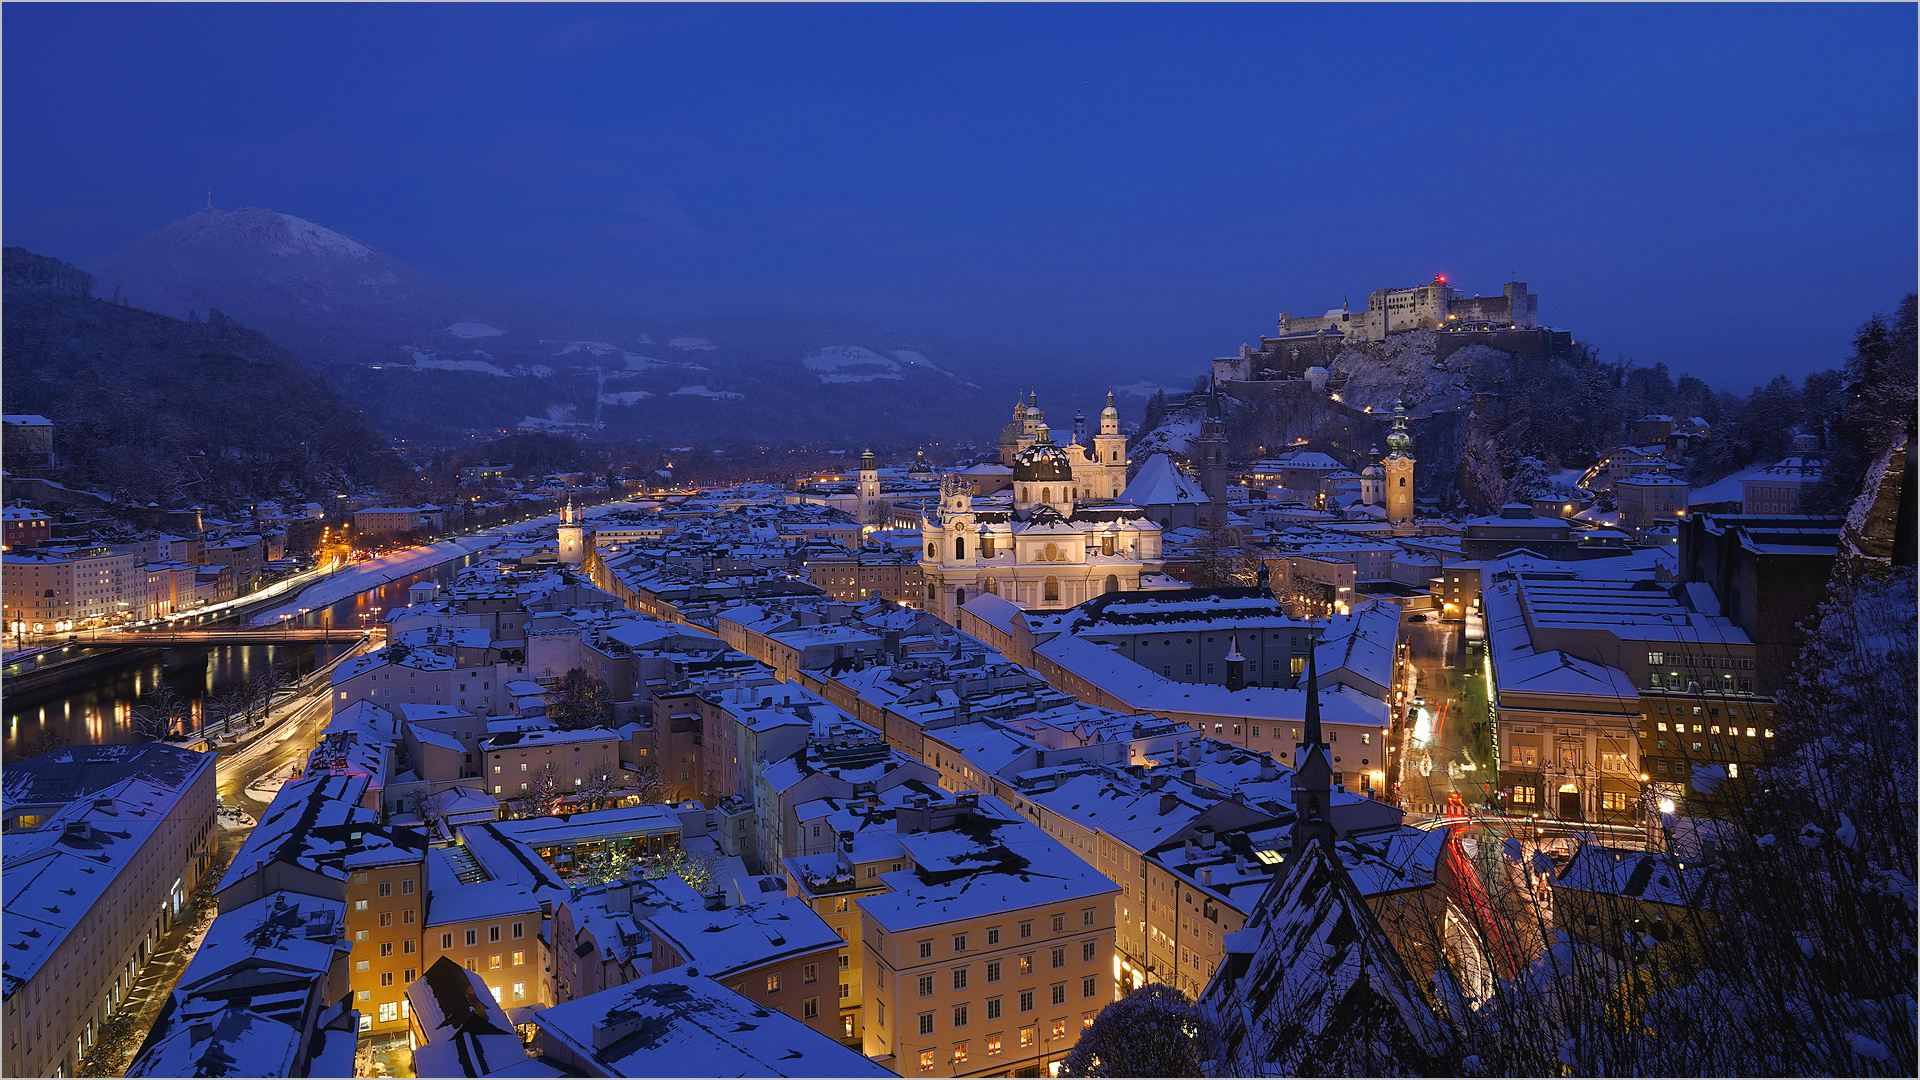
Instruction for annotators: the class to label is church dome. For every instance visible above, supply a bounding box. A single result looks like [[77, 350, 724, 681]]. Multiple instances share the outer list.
[[1011, 438, 1074, 482], [1360, 462, 1385, 478]]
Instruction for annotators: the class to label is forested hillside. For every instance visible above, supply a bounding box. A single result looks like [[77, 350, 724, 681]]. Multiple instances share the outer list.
[[3, 247, 396, 508]]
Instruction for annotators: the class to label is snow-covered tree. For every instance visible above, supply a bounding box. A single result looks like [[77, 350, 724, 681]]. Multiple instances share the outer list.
[[1061, 983, 1208, 1078]]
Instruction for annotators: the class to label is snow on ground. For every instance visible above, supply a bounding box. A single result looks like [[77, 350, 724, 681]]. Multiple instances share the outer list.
[[1690, 464, 1767, 505], [894, 350, 950, 375], [277, 213, 373, 260], [405, 349, 512, 377], [600, 391, 655, 405], [548, 341, 679, 371], [669, 336, 719, 350], [1133, 407, 1204, 456], [803, 346, 908, 383], [672, 385, 743, 399], [245, 534, 498, 627], [529, 365, 554, 378], [445, 323, 505, 338]]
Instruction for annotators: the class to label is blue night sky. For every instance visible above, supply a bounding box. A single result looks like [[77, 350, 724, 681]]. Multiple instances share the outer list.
[[5, 3, 1914, 393]]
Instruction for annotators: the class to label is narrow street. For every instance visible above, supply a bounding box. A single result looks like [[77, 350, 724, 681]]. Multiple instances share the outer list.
[[71, 644, 363, 1076], [1389, 610, 1489, 816]]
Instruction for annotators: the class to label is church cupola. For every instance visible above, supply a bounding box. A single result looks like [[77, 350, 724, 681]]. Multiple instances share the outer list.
[[1386, 401, 1413, 459], [1100, 388, 1121, 434], [1011, 430, 1076, 519]]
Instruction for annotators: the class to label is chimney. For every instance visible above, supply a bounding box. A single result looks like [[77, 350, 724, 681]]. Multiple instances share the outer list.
[[1197, 826, 1216, 851], [1200, 867, 1213, 887]]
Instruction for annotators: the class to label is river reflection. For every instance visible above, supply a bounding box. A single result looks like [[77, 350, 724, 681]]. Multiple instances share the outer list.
[[2, 554, 473, 761]]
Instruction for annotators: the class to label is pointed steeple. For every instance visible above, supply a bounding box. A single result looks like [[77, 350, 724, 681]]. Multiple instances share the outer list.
[[1302, 646, 1322, 748], [1290, 648, 1336, 859]]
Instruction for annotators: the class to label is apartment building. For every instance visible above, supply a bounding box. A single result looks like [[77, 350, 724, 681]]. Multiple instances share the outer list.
[[647, 898, 846, 1042], [2, 745, 218, 1078], [856, 792, 1120, 1078]]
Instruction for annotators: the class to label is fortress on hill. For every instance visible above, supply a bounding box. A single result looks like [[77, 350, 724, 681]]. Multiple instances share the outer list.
[[1214, 275, 1573, 384]]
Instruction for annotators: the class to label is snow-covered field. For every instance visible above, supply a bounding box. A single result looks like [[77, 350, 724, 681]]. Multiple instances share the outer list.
[[672, 385, 743, 399], [445, 322, 504, 338], [405, 349, 512, 376], [599, 390, 655, 405]]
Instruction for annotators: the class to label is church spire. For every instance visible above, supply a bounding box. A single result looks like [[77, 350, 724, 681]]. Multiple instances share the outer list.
[[1290, 647, 1336, 859]]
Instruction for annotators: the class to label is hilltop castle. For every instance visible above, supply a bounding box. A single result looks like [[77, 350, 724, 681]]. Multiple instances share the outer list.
[[1215, 275, 1570, 384]]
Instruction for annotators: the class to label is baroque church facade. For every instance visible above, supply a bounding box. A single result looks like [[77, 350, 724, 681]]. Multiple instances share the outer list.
[[920, 390, 1164, 621]]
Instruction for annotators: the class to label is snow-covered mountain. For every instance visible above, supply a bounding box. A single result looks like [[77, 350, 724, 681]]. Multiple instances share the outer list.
[[85, 208, 1165, 445]]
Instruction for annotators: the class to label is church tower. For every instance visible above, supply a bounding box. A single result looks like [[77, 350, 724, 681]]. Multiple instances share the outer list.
[[1290, 649, 1337, 860], [1359, 446, 1385, 507], [858, 448, 882, 526], [1196, 380, 1231, 508], [1093, 388, 1129, 500], [557, 500, 588, 566], [1022, 391, 1047, 448], [1383, 401, 1416, 532]]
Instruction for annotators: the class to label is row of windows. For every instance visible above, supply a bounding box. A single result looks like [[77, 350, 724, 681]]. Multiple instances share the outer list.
[[915, 942, 1100, 994], [438, 923, 525, 948], [915, 979, 1100, 1031], [912, 910, 1096, 958], [915, 1018, 1095, 1071]]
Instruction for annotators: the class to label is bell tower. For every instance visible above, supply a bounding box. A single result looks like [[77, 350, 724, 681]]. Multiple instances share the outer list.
[[1384, 402, 1416, 532], [1196, 380, 1230, 507], [1093, 388, 1128, 500], [858, 448, 882, 526], [557, 500, 587, 566]]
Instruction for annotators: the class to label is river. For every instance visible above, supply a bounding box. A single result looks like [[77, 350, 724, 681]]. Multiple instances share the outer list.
[[2, 554, 477, 761]]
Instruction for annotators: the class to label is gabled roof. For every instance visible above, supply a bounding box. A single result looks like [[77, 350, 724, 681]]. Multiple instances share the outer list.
[[1200, 838, 1450, 1075]]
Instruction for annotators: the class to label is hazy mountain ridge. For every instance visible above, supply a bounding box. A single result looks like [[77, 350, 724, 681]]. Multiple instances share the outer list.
[[85, 208, 1161, 445], [3, 246, 395, 507]]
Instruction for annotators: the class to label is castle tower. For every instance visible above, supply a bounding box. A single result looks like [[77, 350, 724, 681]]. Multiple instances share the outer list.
[[1072, 408, 1087, 447], [1384, 401, 1416, 531], [1224, 635, 1246, 692], [1196, 380, 1231, 508], [557, 499, 588, 566], [858, 448, 882, 526], [1092, 388, 1129, 500]]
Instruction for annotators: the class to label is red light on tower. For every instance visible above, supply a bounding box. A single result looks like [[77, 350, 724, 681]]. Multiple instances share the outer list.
[[1437, 274, 1447, 283]]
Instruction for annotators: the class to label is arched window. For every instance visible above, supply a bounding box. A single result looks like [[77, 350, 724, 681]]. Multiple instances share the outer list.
[[1021, 487, 1030, 502], [927, 542, 936, 558], [1400, 477, 1408, 487], [956, 587, 967, 607], [1041, 487, 1051, 504], [1104, 574, 1119, 594], [927, 583, 937, 602], [1111, 451, 1119, 461], [1044, 576, 1060, 602], [955, 537, 966, 560]]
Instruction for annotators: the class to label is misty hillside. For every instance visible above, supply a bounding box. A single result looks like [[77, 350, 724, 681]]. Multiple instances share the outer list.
[[3, 247, 394, 507], [86, 208, 1169, 445]]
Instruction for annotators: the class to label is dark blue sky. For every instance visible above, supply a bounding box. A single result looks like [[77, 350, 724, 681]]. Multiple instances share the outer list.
[[6, 4, 1913, 392]]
